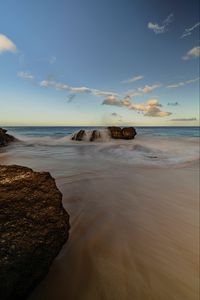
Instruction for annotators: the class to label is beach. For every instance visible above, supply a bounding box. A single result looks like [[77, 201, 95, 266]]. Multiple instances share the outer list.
[[0, 127, 199, 300]]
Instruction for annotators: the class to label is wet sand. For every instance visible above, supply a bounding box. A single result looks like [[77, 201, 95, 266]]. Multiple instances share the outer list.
[[26, 163, 199, 300], [0, 137, 199, 300]]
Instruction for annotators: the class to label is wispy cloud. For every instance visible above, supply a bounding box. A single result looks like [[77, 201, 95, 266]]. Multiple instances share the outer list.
[[102, 96, 171, 117], [124, 84, 161, 100], [17, 71, 34, 80], [121, 75, 144, 84], [182, 46, 200, 60], [167, 77, 200, 88], [148, 13, 174, 34], [111, 112, 121, 117], [49, 56, 56, 64], [0, 34, 17, 54], [67, 94, 76, 103], [171, 118, 197, 121], [40, 80, 117, 99], [168, 102, 179, 106], [181, 22, 200, 38]]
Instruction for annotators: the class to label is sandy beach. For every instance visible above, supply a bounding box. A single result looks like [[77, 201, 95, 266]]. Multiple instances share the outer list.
[[0, 134, 199, 300]]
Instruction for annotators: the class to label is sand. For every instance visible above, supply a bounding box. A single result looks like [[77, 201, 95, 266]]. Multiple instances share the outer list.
[[26, 163, 199, 300], [0, 136, 199, 300]]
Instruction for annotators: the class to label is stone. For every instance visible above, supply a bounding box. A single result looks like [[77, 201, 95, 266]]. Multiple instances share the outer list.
[[72, 130, 86, 141], [108, 126, 137, 140], [0, 165, 70, 300], [0, 128, 16, 147], [90, 130, 101, 142]]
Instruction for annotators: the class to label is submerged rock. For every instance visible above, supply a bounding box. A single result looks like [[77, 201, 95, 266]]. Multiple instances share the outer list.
[[0, 165, 70, 300], [0, 128, 16, 147]]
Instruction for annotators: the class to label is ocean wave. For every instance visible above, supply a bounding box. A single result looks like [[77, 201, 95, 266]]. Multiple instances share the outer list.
[[6, 130, 199, 167]]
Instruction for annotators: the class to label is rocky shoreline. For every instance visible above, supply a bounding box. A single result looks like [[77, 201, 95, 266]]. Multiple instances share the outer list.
[[0, 165, 70, 300], [72, 126, 137, 141]]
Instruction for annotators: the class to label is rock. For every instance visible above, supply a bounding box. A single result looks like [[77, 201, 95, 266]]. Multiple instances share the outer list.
[[108, 127, 137, 140], [0, 128, 16, 147], [90, 130, 101, 142], [72, 127, 137, 142], [0, 165, 70, 300], [72, 130, 86, 141]]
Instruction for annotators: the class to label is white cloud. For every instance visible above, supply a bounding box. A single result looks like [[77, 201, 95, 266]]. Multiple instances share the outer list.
[[0, 34, 17, 54], [17, 71, 34, 80], [148, 13, 174, 34], [124, 84, 161, 100], [181, 22, 200, 38], [182, 46, 200, 60], [40, 80, 117, 99], [121, 75, 144, 84], [167, 77, 200, 88], [138, 84, 160, 93], [102, 96, 172, 117]]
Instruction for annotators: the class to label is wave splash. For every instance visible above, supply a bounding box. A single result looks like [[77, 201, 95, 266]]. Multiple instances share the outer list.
[[8, 130, 199, 167]]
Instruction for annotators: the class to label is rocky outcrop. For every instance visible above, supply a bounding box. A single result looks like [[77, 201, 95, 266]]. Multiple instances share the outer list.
[[108, 127, 137, 140], [71, 129, 86, 141], [90, 130, 101, 142], [0, 128, 16, 147], [0, 165, 70, 300], [71, 127, 137, 141]]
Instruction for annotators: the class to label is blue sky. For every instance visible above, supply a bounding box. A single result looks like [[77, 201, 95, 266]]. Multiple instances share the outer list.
[[0, 0, 199, 126]]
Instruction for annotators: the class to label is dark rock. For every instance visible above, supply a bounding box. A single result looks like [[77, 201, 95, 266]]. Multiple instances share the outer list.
[[90, 130, 101, 142], [108, 126, 137, 140], [0, 128, 16, 147], [0, 165, 70, 300], [72, 130, 86, 141]]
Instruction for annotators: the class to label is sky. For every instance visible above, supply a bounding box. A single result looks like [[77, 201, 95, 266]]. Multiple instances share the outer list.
[[0, 0, 199, 126]]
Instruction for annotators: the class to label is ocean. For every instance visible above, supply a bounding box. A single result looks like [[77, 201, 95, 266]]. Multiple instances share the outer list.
[[0, 126, 199, 300]]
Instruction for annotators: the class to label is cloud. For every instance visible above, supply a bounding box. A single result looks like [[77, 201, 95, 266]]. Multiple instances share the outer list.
[[102, 95, 128, 107], [40, 80, 117, 100], [49, 56, 56, 64], [103, 96, 172, 117], [121, 75, 144, 84], [138, 84, 160, 93], [148, 13, 174, 34], [67, 94, 76, 103], [181, 22, 200, 38], [182, 46, 200, 60], [168, 102, 179, 106], [167, 77, 200, 88], [0, 34, 17, 54], [171, 118, 197, 121], [124, 84, 161, 100], [17, 71, 34, 80], [111, 112, 122, 118], [40, 80, 91, 93]]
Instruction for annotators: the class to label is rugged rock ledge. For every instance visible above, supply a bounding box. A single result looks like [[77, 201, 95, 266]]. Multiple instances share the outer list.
[[72, 126, 137, 141], [108, 126, 137, 140], [0, 128, 16, 147], [0, 165, 70, 300]]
